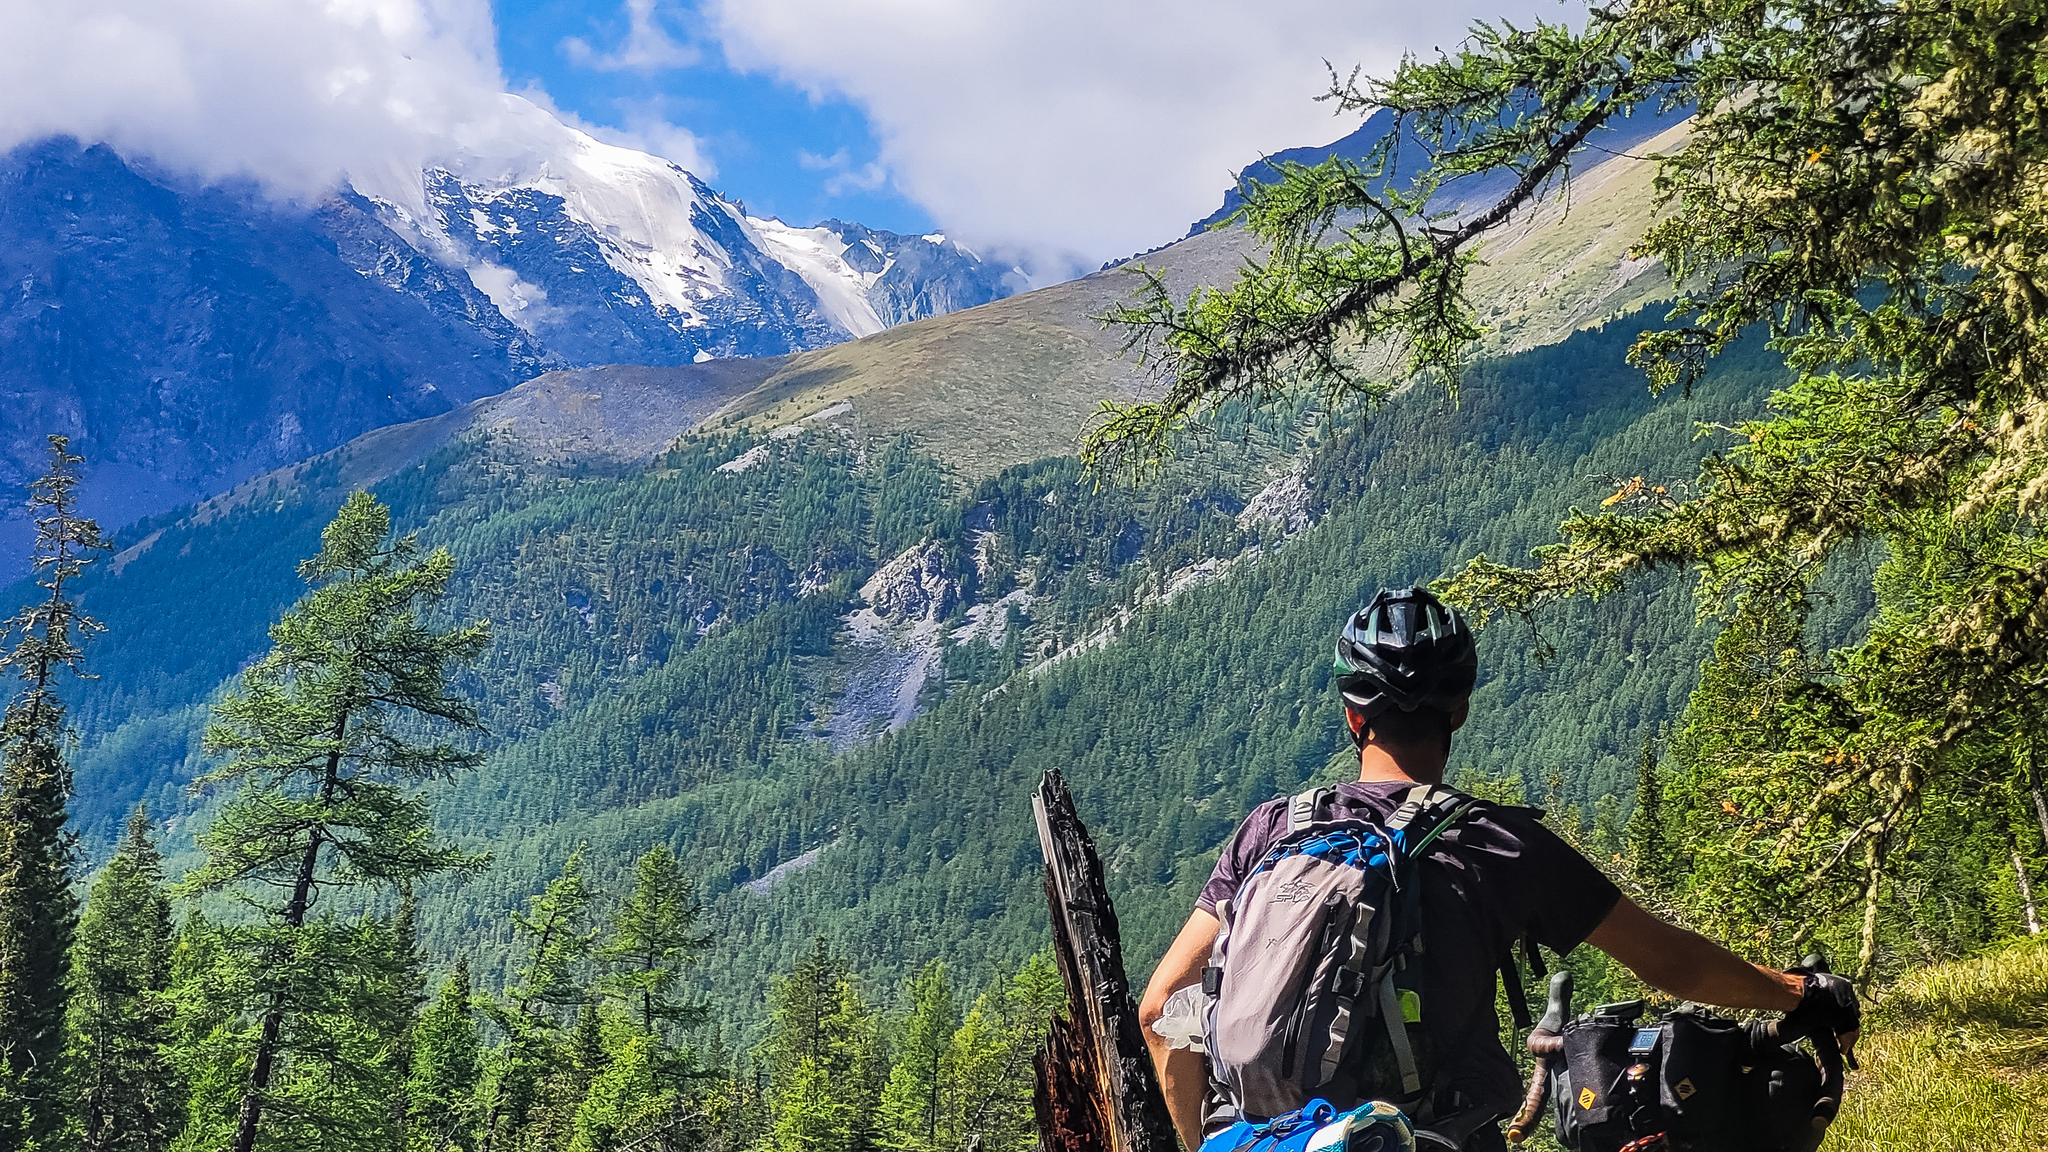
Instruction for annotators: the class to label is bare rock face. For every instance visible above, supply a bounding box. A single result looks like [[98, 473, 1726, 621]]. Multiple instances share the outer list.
[[860, 541, 959, 624], [1237, 468, 1315, 536]]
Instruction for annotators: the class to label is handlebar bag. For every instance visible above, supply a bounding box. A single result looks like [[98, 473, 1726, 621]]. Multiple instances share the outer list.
[[1655, 1012, 1746, 1150], [1738, 1028, 1828, 1152], [1551, 1017, 1642, 1151], [1548, 1011, 1830, 1152]]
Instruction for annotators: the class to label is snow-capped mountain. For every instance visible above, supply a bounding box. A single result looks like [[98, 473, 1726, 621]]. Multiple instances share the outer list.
[[355, 95, 1017, 363], [0, 98, 1019, 573]]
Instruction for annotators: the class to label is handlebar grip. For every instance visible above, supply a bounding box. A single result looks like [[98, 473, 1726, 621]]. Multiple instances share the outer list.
[[1537, 971, 1573, 1036], [1508, 973, 1574, 1145], [1796, 954, 1846, 1128], [1505, 1055, 1552, 1146]]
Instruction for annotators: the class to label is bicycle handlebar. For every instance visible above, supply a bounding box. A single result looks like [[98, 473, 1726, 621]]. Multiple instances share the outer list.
[[1506, 971, 1572, 1146], [1795, 954, 1846, 1129]]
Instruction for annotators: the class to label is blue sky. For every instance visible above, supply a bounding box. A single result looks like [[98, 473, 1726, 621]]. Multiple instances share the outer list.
[[492, 0, 938, 236]]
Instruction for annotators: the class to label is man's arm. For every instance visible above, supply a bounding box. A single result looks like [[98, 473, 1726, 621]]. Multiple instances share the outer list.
[[1585, 895, 1857, 1057], [1139, 910, 1219, 1152]]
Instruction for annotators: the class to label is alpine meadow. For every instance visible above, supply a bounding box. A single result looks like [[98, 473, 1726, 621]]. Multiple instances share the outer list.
[[7, 0, 2048, 1148]]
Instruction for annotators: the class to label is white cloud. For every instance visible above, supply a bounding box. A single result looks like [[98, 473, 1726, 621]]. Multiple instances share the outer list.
[[561, 0, 700, 73], [0, 0, 711, 211], [536, 90, 715, 178], [798, 148, 888, 197], [0, 0, 513, 206], [707, 0, 1564, 277]]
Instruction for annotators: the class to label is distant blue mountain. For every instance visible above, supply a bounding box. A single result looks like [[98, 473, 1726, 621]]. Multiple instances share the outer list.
[[1188, 102, 1687, 236], [0, 139, 557, 557]]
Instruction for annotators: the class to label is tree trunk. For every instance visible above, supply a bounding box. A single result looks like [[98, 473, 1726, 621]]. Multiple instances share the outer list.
[[2016, 848, 2042, 936], [231, 731, 343, 1152], [1030, 767, 1176, 1152], [2032, 786, 2048, 855]]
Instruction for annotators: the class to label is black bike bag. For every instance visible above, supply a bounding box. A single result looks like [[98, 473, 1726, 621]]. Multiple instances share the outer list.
[[1548, 1005, 1828, 1152]]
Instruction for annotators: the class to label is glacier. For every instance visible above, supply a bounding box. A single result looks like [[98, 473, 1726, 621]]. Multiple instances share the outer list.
[[355, 94, 1016, 361]]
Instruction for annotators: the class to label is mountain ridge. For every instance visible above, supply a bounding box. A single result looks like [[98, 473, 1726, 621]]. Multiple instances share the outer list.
[[116, 113, 1690, 540], [0, 105, 1017, 573]]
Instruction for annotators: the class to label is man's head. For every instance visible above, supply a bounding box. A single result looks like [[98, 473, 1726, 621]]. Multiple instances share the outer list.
[[1333, 586, 1478, 752]]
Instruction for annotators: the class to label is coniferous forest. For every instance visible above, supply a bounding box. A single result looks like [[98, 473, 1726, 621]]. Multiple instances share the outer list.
[[8, 302, 2047, 1149]]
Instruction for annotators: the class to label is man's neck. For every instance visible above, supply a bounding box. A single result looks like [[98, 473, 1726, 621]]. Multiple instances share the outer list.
[[1357, 740, 1449, 786]]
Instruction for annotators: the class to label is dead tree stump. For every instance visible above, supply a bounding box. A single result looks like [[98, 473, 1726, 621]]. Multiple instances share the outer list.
[[1032, 766, 1179, 1152]]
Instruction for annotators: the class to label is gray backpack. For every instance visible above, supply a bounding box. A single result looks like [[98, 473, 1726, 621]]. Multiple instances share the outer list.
[[1202, 784, 1476, 1121]]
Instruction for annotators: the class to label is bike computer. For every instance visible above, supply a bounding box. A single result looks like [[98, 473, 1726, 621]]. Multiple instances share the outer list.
[[1628, 1027, 1660, 1055]]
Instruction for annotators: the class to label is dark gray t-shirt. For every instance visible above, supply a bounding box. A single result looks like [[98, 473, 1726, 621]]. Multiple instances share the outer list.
[[1198, 780, 1622, 1121]]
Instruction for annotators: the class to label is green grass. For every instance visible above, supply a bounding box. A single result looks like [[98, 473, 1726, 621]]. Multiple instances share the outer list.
[[1829, 936, 2048, 1150]]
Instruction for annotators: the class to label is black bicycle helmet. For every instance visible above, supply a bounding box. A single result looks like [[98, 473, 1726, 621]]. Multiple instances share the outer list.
[[1333, 586, 1478, 745]]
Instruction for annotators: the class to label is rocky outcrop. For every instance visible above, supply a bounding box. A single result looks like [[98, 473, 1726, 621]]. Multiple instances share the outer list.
[[1237, 468, 1315, 535], [860, 541, 960, 624]]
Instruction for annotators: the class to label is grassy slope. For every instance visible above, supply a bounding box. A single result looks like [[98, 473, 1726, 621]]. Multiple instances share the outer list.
[[703, 119, 1687, 478], [1831, 937, 2048, 1149]]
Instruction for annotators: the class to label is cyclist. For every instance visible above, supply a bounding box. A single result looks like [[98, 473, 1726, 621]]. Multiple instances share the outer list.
[[1138, 587, 1861, 1151]]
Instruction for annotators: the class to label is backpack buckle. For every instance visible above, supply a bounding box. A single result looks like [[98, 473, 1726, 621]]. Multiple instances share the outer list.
[[1203, 966, 1224, 996], [1331, 968, 1369, 999]]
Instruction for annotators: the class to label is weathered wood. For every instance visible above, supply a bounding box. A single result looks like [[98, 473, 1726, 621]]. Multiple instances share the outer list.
[[1032, 767, 1179, 1152]]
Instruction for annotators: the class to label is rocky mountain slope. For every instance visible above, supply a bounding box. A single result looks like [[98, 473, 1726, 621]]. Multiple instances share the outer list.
[[1186, 100, 1687, 235], [150, 112, 1689, 539], [49, 308, 1792, 1029], [0, 100, 1016, 571]]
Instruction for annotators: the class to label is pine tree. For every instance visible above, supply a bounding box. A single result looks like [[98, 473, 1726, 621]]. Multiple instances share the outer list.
[[569, 1005, 609, 1100], [407, 958, 483, 1152], [1588, 794, 1625, 867], [260, 913, 418, 1152], [762, 942, 882, 1152], [67, 806, 182, 1152], [596, 846, 710, 1045], [1624, 745, 1671, 894], [477, 852, 600, 1152], [386, 893, 428, 1137], [184, 491, 489, 1152], [522, 1006, 611, 1152], [0, 434, 108, 1147], [772, 1057, 857, 1152], [953, 953, 1063, 1152], [161, 911, 246, 1152], [569, 1030, 675, 1152], [878, 962, 955, 1152]]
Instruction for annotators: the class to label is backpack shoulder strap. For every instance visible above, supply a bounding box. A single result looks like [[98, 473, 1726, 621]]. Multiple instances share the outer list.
[[1386, 784, 1475, 851], [1285, 786, 1331, 834]]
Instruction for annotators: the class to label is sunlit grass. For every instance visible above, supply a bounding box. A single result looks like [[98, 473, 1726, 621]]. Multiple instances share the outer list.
[[1827, 936, 2048, 1151]]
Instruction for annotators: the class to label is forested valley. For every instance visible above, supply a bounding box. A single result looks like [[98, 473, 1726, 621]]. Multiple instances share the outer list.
[[6, 281, 2043, 1151]]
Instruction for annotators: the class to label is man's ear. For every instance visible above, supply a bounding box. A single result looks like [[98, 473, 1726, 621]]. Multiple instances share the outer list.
[[1448, 698, 1472, 731]]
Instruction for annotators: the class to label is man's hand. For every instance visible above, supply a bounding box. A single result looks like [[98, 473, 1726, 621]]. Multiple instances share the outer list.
[[1784, 970, 1862, 1063]]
